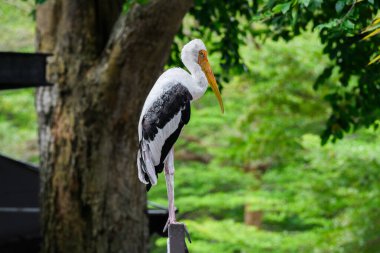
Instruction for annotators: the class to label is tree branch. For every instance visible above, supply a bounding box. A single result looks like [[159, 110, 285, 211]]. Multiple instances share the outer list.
[[99, 0, 193, 79], [36, 0, 124, 56]]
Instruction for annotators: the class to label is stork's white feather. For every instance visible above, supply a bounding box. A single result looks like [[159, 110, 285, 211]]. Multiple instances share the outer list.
[[181, 39, 206, 74]]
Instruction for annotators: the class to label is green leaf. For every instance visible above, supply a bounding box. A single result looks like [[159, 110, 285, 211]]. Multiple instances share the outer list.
[[363, 28, 380, 40], [300, 0, 311, 7], [362, 19, 380, 33], [315, 19, 340, 30], [272, 2, 292, 14], [343, 19, 355, 30], [310, 0, 323, 9], [368, 54, 380, 65], [291, 8, 298, 25], [314, 66, 333, 90], [335, 1, 346, 14]]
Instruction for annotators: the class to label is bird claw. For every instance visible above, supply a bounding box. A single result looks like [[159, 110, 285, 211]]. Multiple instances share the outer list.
[[163, 219, 170, 233], [163, 220, 192, 243]]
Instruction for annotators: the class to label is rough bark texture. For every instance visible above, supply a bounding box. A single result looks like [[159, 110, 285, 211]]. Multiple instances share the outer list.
[[35, 1, 193, 252]]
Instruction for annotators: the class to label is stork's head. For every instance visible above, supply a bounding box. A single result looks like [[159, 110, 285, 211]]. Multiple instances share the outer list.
[[181, 39, 224, 113]]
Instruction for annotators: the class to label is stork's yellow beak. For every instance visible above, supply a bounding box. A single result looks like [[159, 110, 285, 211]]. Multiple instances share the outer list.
[[198, 50, 224, 113]]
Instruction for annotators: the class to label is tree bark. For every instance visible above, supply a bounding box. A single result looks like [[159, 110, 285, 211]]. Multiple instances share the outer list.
[[35, 0, 193, 252]]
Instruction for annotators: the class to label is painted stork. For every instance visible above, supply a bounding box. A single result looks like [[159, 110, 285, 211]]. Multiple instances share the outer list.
[[137, 39, 224, 229]]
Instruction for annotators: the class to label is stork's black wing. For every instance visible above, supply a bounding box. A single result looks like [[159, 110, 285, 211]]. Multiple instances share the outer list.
[[138, 83, 192, 191]]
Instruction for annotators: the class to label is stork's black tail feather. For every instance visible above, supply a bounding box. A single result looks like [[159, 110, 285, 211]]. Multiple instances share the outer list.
[[146, 163, 164, 192], [146, 183, 152, 192], [137, 140, 158, 190]]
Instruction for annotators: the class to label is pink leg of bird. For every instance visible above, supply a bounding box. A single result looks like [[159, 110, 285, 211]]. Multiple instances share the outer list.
[[163, 148, 191, 243], [164, 148, 176, 225]]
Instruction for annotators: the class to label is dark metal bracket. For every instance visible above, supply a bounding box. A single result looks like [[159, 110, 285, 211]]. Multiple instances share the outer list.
[[0, 52, 52, 90]]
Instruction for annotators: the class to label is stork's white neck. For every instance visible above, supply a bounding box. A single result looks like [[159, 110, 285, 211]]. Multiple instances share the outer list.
[[182, 58, 208, 100]]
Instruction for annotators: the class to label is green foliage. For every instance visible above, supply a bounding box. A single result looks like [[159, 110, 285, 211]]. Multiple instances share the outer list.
[[0, 0, 38, 163], [0, 90, 39, 163], [258, 132, 380, 253], [0, 0, 35, 51], [365, 17, 380, 65], [260, 0, 380, 144], [224, 33, 331, 167]]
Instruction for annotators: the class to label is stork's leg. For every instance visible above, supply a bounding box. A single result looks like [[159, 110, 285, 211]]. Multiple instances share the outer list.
[[163, 148, 192, 243], [165, 148, 176, 224]]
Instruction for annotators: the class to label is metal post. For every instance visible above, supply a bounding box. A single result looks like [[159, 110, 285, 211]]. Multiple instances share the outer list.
[[167, 223, 189, 253]]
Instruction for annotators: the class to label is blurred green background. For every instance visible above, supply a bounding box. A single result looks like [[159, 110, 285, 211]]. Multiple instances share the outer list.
[[0, 0, 38, 163], [1, 1, 380, 252]]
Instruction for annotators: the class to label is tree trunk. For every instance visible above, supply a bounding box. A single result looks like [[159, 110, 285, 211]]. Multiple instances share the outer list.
[[244, 204, 262, 228], [35, 1, 192, 252]]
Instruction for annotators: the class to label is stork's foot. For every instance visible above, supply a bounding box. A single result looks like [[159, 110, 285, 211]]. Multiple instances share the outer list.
[[163, 220, 192, 243], [163, 217, 175, 233]]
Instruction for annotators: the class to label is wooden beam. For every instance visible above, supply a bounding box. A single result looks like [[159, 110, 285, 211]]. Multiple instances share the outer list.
[[0, 52, 52, 90]]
